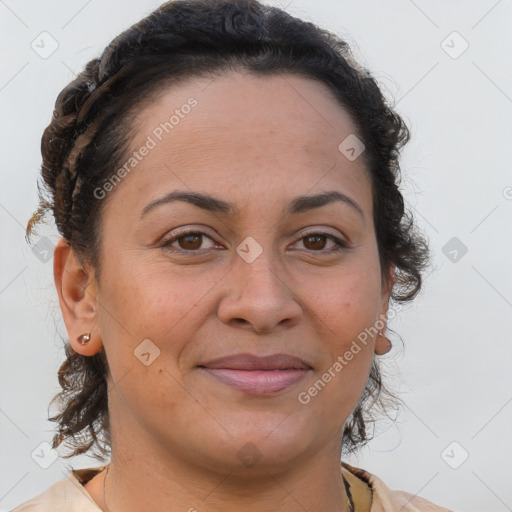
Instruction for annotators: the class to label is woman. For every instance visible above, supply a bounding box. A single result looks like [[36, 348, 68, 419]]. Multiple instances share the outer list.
[[17, 0, 451, 510]]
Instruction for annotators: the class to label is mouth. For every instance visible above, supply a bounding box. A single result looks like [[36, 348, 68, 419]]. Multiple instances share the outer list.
[[197, 353, 312, 395]]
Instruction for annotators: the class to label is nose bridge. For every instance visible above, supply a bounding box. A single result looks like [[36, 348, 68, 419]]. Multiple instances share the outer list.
[[234, 237, 286, 297], [217, 235, 302, 332]]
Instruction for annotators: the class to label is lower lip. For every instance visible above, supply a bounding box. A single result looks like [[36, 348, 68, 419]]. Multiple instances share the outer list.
[[200, 368, 310, 394]]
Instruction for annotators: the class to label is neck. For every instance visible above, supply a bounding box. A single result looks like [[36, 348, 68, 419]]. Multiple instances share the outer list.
[[98, 439, 352, 512]]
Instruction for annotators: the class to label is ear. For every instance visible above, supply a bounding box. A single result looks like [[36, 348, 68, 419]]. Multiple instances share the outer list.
[[380, 263, 395, 312], [53, 237, 102, 356], [375, 263, 396, 355]]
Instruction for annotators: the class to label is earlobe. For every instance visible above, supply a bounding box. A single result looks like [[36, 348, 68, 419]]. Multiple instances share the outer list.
[[53, 237, 103, 356], [374, 331, 392, 355]]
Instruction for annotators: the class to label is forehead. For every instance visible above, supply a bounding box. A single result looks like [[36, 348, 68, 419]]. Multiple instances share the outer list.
[[136, 70, 360, 150], [109, 70, 371, 215]]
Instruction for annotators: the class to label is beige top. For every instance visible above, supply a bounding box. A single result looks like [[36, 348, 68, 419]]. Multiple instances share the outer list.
[[12, 462, 453, 511]]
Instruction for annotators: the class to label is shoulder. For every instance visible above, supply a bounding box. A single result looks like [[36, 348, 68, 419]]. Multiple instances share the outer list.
[[341, 462, 454, 512], [11, 467, 104, 512]]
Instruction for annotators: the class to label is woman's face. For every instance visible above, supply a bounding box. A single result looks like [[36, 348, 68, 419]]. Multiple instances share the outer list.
[[76, 71, 393, 473]]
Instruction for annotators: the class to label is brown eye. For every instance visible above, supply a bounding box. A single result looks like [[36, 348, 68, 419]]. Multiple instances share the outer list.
[[161, 230, 218, 253], [291, 232, 348, 253], [303, 234, 327, 250], [178, 234, 203, 250]]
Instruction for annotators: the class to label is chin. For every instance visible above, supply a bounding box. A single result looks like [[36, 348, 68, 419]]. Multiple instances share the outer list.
[[184, 415, 320, 475]]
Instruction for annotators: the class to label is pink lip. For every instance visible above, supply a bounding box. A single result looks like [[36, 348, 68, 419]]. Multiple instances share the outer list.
[[198, 353, 312, 394], [201, 368, 310, 394]]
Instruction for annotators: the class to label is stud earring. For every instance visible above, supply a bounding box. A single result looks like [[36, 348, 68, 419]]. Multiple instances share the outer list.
[[78, 333, 91, 345]]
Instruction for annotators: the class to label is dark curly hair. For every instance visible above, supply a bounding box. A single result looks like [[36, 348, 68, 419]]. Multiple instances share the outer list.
[[26, 0, 429, 461]]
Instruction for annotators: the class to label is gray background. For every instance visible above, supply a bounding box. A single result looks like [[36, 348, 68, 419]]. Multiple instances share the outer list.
[[1, 1, 511, 510]]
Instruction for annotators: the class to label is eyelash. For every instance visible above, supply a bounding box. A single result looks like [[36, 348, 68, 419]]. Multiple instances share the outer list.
[[160, 229, 349, 255]]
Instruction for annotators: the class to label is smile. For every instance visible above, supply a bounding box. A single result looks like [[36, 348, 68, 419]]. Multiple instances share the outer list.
[[200, 368, 310, 394], [198, 353, 312, 395]]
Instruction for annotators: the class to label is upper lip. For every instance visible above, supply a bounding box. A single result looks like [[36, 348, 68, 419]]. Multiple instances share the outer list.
[[199, 353, 312, 371]]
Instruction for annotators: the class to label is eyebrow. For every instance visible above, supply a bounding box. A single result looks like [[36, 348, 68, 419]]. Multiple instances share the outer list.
[[140, 191, 236, 218], [140, 190, 365, 222], [288, 191, 365, 221]]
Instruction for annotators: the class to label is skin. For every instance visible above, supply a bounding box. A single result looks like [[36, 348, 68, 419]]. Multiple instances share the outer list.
[[54, 70, 394, 512]]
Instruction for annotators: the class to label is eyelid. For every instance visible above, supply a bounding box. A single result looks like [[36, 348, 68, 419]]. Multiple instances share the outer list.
[[166, 225, 217, 238], [160, 226, 224, 251], [295, 226, 348, 244], [163, 224, 227, 241]]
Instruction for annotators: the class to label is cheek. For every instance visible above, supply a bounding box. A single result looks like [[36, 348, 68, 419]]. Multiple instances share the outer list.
[[303, 259, 383, 344], [296, 257, 381, 405], [96, 257, 210, 428], [96, 254, 226, 361]]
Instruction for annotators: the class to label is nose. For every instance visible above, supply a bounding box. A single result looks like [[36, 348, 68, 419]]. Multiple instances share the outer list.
[[217, 247, 303, 334]]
